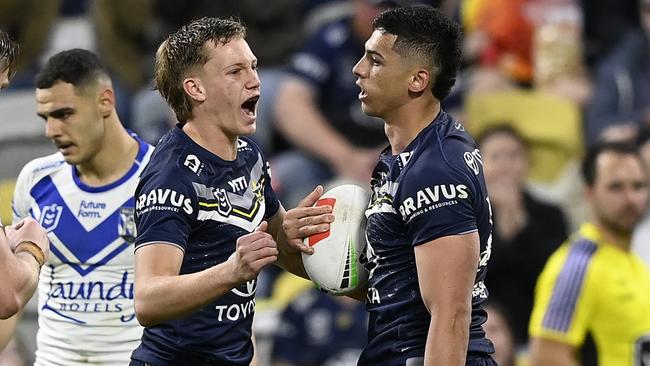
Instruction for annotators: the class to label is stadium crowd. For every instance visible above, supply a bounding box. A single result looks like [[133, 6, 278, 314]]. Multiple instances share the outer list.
[[1, 0, 650, 365]]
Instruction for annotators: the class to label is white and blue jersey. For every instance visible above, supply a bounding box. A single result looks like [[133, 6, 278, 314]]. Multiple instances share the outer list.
[[12, 135, 152, 366], [361, 111, 495, 365], [131, 126, 280, 366]]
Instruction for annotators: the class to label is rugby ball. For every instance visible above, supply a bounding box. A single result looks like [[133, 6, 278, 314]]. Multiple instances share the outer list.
[[302, 184, 370, 295]]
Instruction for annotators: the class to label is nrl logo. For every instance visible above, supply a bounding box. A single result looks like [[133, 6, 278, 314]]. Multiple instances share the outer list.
[[215, 188, 232, 217], [40, 204, 63, 232]]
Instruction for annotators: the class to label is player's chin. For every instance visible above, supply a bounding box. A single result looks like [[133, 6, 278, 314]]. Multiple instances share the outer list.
[[61, 153, 82, 165], [360, 102, 380, 118], [239, 122, 257, 136]]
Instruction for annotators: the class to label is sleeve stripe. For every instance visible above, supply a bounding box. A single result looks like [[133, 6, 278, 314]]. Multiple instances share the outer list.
[[542, 239, 597, 332]]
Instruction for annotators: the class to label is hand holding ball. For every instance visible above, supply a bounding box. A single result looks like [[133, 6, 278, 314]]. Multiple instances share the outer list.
[[302, 184, 370, 295]]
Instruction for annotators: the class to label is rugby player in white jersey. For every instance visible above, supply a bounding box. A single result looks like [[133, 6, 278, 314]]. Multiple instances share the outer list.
[[10, 49, 153, 365]]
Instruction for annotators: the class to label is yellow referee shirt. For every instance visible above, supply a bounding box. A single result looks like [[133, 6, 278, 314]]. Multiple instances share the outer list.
[[529, 223, 650, 365]]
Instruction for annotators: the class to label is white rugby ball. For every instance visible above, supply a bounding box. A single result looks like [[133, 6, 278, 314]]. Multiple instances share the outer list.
[[302, 184, 370, 295]]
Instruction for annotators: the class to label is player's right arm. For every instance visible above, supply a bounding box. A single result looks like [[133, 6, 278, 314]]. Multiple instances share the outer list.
[[134, 221, 277, 327], [133, 167, 278, 327]]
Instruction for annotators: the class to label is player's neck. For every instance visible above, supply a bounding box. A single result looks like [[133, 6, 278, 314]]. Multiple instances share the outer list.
[[182, 118, 238, 161], [593, 220, 632, 252], [385, 100, 440, 155], [76, 115, 139, 186]]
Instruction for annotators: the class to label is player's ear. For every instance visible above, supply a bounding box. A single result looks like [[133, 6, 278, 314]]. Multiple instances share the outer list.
[[408, 68, 430, 94], [183, 77, 206, 102], [97, 87, 115, 118]]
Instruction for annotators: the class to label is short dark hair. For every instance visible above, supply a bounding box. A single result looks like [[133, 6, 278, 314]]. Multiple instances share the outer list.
[[35, 49, 110, 91], [476, 124, 530, 151], [0, 30, 18, 77], [155, 17, 247, 123], [372, 5, 462, 100], [581, 142, 643, 186]]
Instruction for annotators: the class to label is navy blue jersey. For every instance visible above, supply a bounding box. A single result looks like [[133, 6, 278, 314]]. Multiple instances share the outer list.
[[360, 111, 495, 365], [286, 17, 386, 148], [131, 126, 280, 366]]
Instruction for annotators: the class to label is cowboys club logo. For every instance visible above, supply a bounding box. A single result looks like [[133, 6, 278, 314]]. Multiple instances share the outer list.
[[231, 279, 257, 297], [40, 204, 63, 232]]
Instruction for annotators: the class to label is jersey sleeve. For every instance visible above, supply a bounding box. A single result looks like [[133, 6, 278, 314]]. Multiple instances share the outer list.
[[396, 138, 482, 246], [134, 167, 198, 252], [528, 241, 599, 347], [12, 160, 37, 223]]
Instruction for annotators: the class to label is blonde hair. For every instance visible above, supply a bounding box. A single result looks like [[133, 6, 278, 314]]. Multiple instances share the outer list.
[[154, 17, 246, 123]]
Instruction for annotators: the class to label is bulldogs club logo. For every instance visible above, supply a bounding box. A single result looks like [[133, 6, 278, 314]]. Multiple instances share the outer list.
[[118, 207, 136, 243]]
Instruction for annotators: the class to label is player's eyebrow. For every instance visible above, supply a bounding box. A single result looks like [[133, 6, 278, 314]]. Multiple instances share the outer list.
[[37, 107, 74, 120], [366, 49, 385, 60], [223, 59, 258, 70]]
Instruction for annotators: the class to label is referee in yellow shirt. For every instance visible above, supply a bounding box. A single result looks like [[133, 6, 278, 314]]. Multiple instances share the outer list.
[[529, 142, 650, 366]]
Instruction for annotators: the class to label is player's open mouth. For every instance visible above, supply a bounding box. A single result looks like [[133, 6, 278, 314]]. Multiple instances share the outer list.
[[356, 81, 367, 100], [241, 96, 259, 116], [56, 142, 74, 153]]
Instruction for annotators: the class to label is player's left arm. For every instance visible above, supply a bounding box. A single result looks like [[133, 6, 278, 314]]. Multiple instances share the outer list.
[[0, 313, 20, 350], [415, 232, 478, 366]]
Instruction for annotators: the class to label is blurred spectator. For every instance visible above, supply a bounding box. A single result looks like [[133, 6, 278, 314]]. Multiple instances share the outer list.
[[580, 0, 640, 68], [463, 0, 534, 85], [483, 302, 516, 366], [271, 289, 368, 366], [462, 0, 592, 107], [271, 0, 393, 206], [117, 0, 306, 144], [532, 1, 592, 107], [585, 0, 650, 147], [529, 142, 650, 365], [478, 125, 567, 346]]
